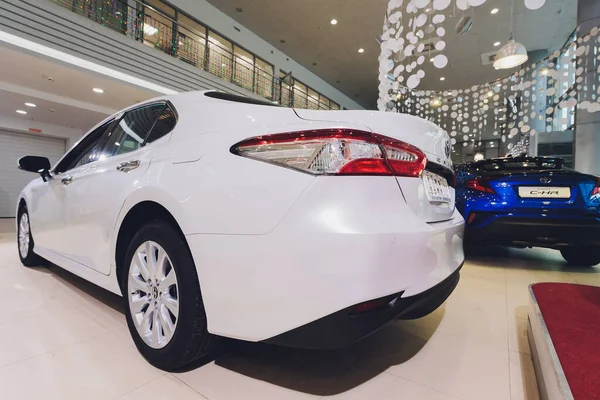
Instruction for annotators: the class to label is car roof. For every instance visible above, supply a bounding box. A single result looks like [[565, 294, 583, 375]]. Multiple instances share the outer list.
[[460, 156, 564, 168]]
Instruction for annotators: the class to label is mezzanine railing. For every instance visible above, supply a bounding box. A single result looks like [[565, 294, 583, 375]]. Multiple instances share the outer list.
[[51, 0, 338, 110]]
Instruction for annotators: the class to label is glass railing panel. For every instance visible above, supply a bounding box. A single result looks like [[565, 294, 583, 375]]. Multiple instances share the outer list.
[[255, 71, 274, 101], [143, 12, 175, 55], [280, 85, 292, 107], [233, 58, 254, 92], [207, 48, 233, 82], [177, 32, 206, 69], [65, 0, 128, 34]]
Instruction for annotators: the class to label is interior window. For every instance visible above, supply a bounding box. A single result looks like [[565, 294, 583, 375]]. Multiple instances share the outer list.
[[54, 119, 116, 173], [104, 104, 165, 156], [146, 105, 177, 144]]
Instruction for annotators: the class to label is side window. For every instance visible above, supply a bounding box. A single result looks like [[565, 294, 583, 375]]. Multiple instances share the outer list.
[[146, 104, 177, 144], [103, 103, 165, 157], [54, 120, 116, 173]]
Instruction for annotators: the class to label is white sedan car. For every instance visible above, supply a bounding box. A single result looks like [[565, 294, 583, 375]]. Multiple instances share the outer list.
[[16, 91, 464, 370]]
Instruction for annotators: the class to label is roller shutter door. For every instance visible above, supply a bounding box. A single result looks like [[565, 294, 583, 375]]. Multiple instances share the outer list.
[[0, 130, 66, 217]]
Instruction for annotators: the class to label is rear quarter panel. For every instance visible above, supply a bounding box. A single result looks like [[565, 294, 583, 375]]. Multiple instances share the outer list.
[[137, 96, 379, 235]]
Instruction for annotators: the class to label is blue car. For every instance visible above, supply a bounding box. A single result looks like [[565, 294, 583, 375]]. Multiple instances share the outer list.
[[455, 156, 600, 266]]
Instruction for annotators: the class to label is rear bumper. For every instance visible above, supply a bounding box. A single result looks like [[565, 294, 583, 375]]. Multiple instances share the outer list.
[[263, 263, 462, 349], [186, 177, 465, 342], [466, 216, 600, 247]]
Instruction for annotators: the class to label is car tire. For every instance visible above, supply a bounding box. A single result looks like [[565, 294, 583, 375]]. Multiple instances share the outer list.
[[17, 206, 44, 267], [560, 247, 600, 267], [122, 220, 218, 371]]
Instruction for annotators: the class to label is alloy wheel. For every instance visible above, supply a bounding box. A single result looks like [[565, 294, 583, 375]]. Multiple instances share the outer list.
[[127, 241, 179, 349], [18, 213, 30, 259]]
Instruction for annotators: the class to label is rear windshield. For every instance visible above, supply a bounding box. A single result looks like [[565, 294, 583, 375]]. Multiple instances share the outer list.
[[472, 158, 565, 172]]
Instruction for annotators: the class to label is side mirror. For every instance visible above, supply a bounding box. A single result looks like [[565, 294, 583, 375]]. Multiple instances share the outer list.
[[18, 156, 52, 182]]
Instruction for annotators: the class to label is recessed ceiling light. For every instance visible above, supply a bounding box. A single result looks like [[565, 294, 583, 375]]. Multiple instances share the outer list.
[[491, 8, 499, 14], [235, 7, 243, 12], [330, 19, 338, 25], [16, 109, 27, 114], [92, 88, 104, 93], [440, 77, 445, 81], [358, 48, 365, 53], [24, 102, 36, 107], [494, 41, 501, 47], [430, 58, 435, 62]]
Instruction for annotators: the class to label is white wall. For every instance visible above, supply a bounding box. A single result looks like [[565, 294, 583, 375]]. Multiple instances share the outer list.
[[0, 114, 83, 149], [168, 0, 364, 110]]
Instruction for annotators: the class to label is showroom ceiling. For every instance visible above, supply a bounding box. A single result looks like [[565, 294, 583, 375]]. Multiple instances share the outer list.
[[0, 46, 157, 131], [207, 0, 577, 109], [0, 90, 107, 131]]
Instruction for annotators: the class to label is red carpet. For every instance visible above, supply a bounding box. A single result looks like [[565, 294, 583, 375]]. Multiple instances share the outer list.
[[531, 282, 600, 400]]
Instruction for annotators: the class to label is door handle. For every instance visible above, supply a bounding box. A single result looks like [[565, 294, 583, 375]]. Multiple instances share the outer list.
[[116, 160, 141, 172], [61, 175, 73, 185]]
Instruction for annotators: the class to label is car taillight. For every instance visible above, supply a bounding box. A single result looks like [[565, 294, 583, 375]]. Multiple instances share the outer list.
[[465, 177, 495, 194], [231, 129, 427, 177]]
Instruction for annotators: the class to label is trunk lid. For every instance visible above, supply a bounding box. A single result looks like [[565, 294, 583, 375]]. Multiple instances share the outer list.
[[294, 109, 456, 223], [484, 170, 600, 215], [294, 109, 453, 169]]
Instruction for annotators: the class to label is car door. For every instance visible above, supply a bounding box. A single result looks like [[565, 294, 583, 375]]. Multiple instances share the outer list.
[[30, 119, 116, 254], [57, 102, 177, 274]]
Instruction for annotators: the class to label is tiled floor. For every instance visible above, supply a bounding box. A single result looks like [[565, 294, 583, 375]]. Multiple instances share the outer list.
[[0, 218, 598, 400]]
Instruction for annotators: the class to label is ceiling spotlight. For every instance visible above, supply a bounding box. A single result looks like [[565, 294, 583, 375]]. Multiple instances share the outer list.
[[494, 41, 501, 47], [491, 8, 499, 14], [440, 77, 445, 81], [24, 102, 36, 107], [358, 48, 365, 53], [92, 88, 104, 93], [330, 19, 338, 25], [430, 58, 435, 62], [487, 90, 494, 97], [16, 110, 27, 115], [541, 68, 549, 75], [235, 7, 243, 12]]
